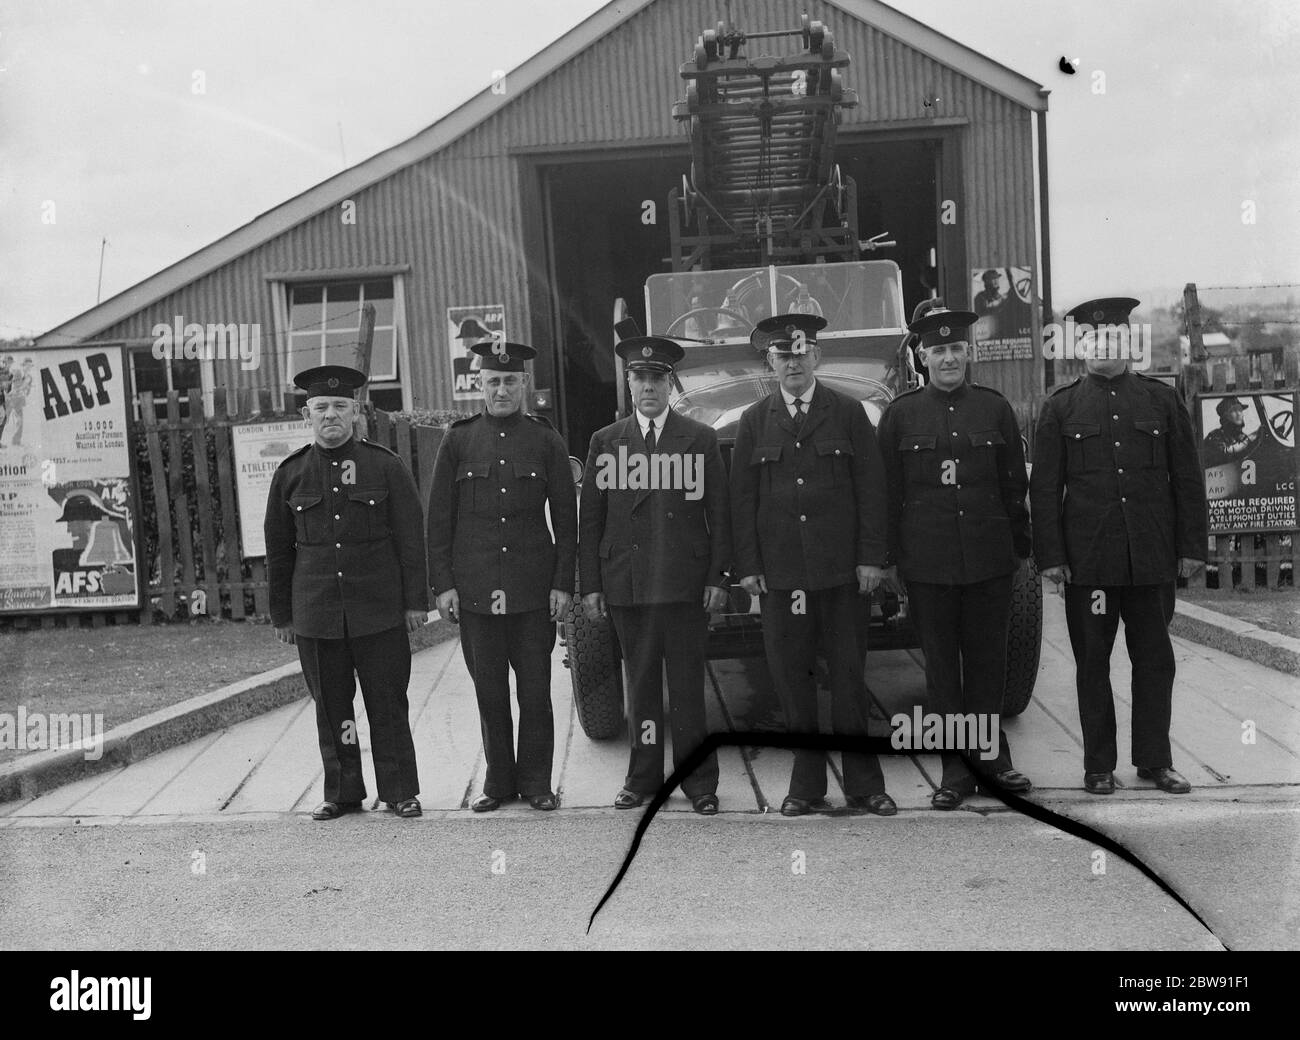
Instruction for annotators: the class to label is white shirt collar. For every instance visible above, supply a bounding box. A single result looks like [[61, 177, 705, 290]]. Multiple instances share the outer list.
[[637, 410, 667, 436], [780, 380, 817, 411]]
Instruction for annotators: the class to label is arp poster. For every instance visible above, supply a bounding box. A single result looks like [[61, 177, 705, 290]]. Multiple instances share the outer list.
[[0, 346, 141, 612], [447, 304, 505, 403], [1198, 390, 1297, 533]]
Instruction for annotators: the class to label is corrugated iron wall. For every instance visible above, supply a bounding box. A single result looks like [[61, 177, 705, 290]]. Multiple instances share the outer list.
[[92, 0, 1043, 409]]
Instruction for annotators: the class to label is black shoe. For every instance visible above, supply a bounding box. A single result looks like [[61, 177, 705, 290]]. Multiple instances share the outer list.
[[930, 787, 967, 811], [779, 796, 831, 817], [691, 794, 719, 815], [847, 793, 898, 816], [390, 798, 422, 818], [471, 794, 508, 812], [614, 789, 645, 810], [311, 800, 362, 820], [527, 793, 558, 811], [1084, 771, 1116, 795], [1136, 766, 1191, 794], [982, 769, 1033, 794]]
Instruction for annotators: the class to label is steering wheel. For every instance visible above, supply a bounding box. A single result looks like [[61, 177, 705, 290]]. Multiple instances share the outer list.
[[665, 307, 753, 338]]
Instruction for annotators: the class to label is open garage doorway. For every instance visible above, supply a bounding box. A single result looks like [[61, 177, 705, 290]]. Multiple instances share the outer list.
[[540, 150, 686, 454], [836, 135, 945, 320]]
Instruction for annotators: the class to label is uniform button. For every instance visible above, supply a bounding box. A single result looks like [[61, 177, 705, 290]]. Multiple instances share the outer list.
[[957, 485, 962, 490], [332, 461, 338, 467], [959, 510, 964, 516], [531, 471, 536, 477], [1113, 414, 1119, 420], [834, 449, 841, 455], [632, 544, 639, 551], [466, 470, 472, 477], [333, 486, 339, 492], [1075, 434, 1081, 440], [499, 432, 506, 438], [368, 499, 374, 505], [499, 458, 505, 465], [796, 478, 804, 485], [800, 515, 807, 522], [501, 488, 507, 493], [500, 516, 506, 522], [913, 445, 920, 451], [502, 546, 508, 552], [1121, 497, 1127, 503], [1153, 428, 1159, 434], [1114, 441, 1121, 447], [951, 432, 957, 437], [296, 506, 303, 511], [948, 406, 954, 412], [954, 458, 960, 464], [335, 542, 341, 549], [667, 512, 674, 519], [334, 514, 340, 520], [337, 571, 343, 577], [1118, 468, 1124, 475], [1110, 390, 1116, 396], [795, 442, 801, 448]]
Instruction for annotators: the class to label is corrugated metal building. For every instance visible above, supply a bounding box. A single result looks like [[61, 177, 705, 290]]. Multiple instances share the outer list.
[[38, 0, 1051, 451]]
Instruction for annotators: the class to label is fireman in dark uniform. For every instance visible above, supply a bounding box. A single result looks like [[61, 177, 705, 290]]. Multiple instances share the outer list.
[[427, 341, 577, 812], [264, 365, 428, 820], [731, 314, 896, 818], [578, 336, 731, 814], [878, 310, 1034, 809], [1030, 297, 1208, 795]]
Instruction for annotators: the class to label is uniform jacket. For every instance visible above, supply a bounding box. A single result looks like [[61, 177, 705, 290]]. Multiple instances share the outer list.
[[1030, 370, 1207, 586], [578, 409, 730, 606], [427, 409, 577, 615], [730, 380, 888, 591], [265, 435, 429, 639], [878, 381, 1031, 585]]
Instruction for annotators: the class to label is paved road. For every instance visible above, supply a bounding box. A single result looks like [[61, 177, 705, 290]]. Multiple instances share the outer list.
[[1, 587, 1297, 949]]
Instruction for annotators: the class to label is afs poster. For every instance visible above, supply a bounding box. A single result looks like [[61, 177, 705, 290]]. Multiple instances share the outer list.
[[0, 346, 141, 612]]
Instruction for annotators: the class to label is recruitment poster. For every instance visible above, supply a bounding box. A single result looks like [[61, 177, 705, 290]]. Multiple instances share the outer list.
[[231, 419, 315, 557], [447, 304, 506, 403], [0, 345, 141, 612], [1197, 390, 1297, 533], [970, 266, 1035, 362]]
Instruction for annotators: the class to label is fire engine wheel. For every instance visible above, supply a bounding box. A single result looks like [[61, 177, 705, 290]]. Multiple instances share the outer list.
[[1002, 556, 1043, 717], [665, 307, 751, 338], [565, 603, 626, 741], [695, 39, 709, 69], [809, 21, 825, 53], [703, 29, 719, 61]]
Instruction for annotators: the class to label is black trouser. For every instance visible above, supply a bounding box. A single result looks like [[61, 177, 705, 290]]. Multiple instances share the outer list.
[[297, 624, 419, 805], [1063, 581, 1176, 773], [760, 582, 885, 799], [459, 608, 555, 798], [608, 602, 719, 798], [906, 575, 1015, 790]]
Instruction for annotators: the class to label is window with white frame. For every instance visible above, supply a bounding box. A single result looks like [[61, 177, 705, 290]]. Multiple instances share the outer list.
[[285, 279, 404, 411]]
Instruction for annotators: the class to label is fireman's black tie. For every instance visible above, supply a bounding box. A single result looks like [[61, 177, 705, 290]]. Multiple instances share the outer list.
[[645, 424, 656, 454], [793, 397, 805, 430]]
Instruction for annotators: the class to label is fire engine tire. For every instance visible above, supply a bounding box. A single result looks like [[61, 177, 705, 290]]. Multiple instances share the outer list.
[[1002, 556, 1043, 717], [695, 39, 709, 69], [809, 21, 825, 53], [565, 603, 626, 741], [703, 29, 718, 61]]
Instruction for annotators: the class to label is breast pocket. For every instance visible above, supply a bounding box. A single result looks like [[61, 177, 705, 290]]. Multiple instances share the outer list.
[[513, 460, 549, 510], [967, 429, 1005, 480], [345, 488, 390, 540], [1133, 418, 1166, 468], [288, 493, 326, 544], [1063, 422, 1104, 472], [751, 445, 783, 496], [898, 433, 937, 484], [455, 460, 491, 513], [816, 439, 855, 486]]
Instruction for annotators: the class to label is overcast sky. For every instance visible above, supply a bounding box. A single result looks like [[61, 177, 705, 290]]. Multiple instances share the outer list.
[[3, 0, 1297, 338]]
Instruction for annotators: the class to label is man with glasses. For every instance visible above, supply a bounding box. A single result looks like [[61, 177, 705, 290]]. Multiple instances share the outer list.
[[427, 341, 577, 812], [730, 314, 896, 817]]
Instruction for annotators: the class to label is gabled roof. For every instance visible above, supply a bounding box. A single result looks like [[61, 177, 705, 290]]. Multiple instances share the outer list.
[[39, 0, 1045, 346]]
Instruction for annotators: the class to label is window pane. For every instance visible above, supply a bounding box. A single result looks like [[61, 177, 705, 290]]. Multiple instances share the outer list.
[[370, 387, 403, 412], [172, 358, 203, 390], [289, 331, 324, 377], [325, 283, 361, 328], [289, 285, 323, 331], [368, 328, 397, 380], [132, 353, 169, 396], [324, 330, 359, 368], [362, 280, 395, 326]]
